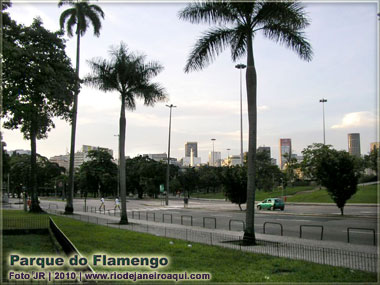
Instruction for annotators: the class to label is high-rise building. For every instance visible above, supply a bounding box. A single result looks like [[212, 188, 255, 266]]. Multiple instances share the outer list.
[[185, 142, 198, 157], [279, 138, 292, 170], [257, 146, 271, 158], [208, 151, 221, 167], [370, 142, 379, 152], [348, 133, 361, 157]]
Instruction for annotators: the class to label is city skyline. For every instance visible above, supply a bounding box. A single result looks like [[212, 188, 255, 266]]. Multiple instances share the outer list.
[[2, 2, 378, 166]]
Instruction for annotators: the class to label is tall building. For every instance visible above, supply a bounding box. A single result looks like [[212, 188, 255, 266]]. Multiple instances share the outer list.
[[370, 142, 379, 152], [348, 133, 361, 157], [143, 153, 167, 162], [185, 142, 198, 157], [208, 151, 221, 167], [279, 138, 292, 170], [257, 146, 271, 158]]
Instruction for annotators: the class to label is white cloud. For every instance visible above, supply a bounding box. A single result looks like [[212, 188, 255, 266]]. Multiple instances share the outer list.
[[331, 111, 377, 129]]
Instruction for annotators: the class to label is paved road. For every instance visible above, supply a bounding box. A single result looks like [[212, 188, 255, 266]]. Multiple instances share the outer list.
[[14, 197, 378, 246]]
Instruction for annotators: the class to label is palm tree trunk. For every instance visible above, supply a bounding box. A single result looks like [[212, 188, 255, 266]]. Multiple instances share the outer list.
[[243, 34, 257, 245], [65, 23, 81, 214], [30, 125, 42, 213], [119, 94, 128, 224]]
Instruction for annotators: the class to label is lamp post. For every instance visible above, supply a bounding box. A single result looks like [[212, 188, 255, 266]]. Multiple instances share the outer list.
[[319, 98, 327, 144], [211, 138, 216, 166], [235, 63, 246, 165], [226, 148, 231, 166], [166, 104, 176, 206]]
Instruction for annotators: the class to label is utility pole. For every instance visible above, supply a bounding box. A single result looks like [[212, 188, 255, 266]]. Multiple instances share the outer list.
[[166, 104, 176, 206], [319, 98, 327, 144]]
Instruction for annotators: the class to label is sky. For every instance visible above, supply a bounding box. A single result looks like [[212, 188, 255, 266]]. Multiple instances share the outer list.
[[2, 0, 379, 166]]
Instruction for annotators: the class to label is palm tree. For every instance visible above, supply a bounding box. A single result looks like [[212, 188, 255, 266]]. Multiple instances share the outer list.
[[85, 42, 167, 224], [58, 0, 104, 214], [179, 1, 312, 244]]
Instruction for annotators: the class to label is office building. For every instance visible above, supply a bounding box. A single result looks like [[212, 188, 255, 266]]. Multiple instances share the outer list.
[[49, 145, 114, 171], [348, 133, 361, 157], [257, 146, 271, 158], [185, 142, 198, 157], [143, 153, 167, 162], [208, 151, 221, 167], [279, 139, 292, 170]]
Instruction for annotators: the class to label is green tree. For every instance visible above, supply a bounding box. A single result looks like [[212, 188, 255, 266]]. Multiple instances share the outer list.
[[58, 0, 105, 214], [255, 149, 281, 191], [178, 168, 200, 198], [282, 152, 299, 188], [313, 148, 360, 215], [179, 1, 312, 243], [8, 153, 65, 198], [221, 166, 247, 211], [78, 149, 117, 198], [2, 18, 76, 212], [363, 148, 379, 177], [85, 43, 167, 224], [301, 143, 332, 182]]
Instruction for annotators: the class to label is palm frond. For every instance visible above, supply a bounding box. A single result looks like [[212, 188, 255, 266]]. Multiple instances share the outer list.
[[85, 58, 118, 92], [135, 82, 167, 107], [66, 13, 77, 37], [178, 1, 236, 25], [262, 23, 313, 61], [59, 8, 75, 36], [230, 25, 249, 61], [185, 27, 235, 72], [254, 1, 310, 30]]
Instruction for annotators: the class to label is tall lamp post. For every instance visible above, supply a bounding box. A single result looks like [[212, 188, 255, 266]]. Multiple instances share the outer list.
[[226, 148, 231, 166], [319, 98, 327, 144], [235, 63, 246, 165], [166, 104, 176, 206], [211, 138, 216, 166]]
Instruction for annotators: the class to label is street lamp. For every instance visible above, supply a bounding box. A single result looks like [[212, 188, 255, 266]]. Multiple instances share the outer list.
[[235, 63, 246, 165], [226, 148, 231, 166], [211, 138, 216, 166], [166, 104, 176, 206], [319, 98, 327, 144]]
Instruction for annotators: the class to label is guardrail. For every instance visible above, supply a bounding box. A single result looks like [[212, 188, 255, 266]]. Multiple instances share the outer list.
[[146, 212, 156, 222], [181, 215, 193, 226], [48, 203, 59, 210], [229, 219, 245, 231], [300, 225, 324, 240], [132, 211, 140, 220], [203, 217, 216, 229], [162, 213, 173, 224], [263, 222, 283, 236], [347, 227, 376, 246]]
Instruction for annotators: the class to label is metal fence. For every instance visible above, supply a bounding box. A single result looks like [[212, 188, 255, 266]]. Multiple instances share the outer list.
[[3, 215, 49, 230], [44, 208, 378, 273]]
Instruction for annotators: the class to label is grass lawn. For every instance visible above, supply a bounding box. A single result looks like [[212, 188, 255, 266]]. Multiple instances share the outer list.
[[48, 214, 376, 283], [286, 184, 378, 203]]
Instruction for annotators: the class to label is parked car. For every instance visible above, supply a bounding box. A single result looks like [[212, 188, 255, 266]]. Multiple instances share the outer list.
[[257, 198, 285, 211]]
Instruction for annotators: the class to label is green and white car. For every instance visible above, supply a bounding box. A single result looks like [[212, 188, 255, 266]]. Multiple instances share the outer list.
[[257, 198, 285, 211]]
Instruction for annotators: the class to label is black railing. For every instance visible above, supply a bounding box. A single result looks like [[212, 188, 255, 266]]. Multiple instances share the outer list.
[[300, 225, 324, 240], [347, 227, 376, 246], [181, 215, 193, 226], [203, 217, 216, 229], [263, 222, 283, 236], [229, 219, 245, 231]]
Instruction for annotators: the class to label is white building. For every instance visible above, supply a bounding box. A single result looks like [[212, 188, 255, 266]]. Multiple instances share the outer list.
[[143, 153, 167, 162], [222, 155, 241, 166], [49, 145, 114, 171], [208, 151, 221, 167], [7, 149, 31, 156]]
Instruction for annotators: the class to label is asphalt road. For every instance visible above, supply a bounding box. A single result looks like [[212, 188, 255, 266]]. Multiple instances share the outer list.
[[34, 197, 378, 246]]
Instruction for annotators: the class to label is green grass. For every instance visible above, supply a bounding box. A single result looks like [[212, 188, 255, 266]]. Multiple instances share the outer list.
[[47, 214, 376, 283], [286, 184, 378, 203]]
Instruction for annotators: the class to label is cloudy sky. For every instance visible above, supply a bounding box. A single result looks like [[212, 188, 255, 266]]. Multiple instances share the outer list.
[[2, 1, 378, 165]]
